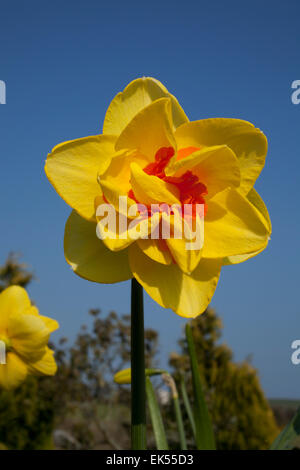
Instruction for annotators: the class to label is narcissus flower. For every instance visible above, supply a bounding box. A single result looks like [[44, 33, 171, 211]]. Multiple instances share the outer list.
[[45, 77, 271, 318], [0, 286, 59, 389], [114, 368, 166, 384]]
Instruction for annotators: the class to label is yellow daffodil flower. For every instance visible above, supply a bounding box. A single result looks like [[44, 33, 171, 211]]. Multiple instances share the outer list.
[[0, 286, 59, 389], [114, 368, 167, 384], [45, 77, 271, 318]]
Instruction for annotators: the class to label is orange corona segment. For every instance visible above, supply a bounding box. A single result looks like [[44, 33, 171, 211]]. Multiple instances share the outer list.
[[128, 146, 208, 218]]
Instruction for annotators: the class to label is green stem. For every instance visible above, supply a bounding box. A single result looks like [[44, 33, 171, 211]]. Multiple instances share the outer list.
[[131, 278, 147, 450]]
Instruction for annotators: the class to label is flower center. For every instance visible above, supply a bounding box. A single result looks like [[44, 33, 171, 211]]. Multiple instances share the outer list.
[[143, 146, 175, 178], [141, 146, 208, 216]]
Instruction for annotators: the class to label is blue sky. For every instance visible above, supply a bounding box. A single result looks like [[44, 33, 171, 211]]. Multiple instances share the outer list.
[[0, 0, 299, 398]]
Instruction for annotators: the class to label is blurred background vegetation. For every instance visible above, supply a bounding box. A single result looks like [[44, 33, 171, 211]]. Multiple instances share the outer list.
[[0, 253, 295, 450]]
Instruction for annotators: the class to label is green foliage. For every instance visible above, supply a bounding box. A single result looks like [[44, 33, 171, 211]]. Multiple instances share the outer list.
[[0, 376, 55, 449], [0, 253, 33, 293], [0, 253, 280, 450], [170, 307, 279, 450], [270, 407, 300, 450]]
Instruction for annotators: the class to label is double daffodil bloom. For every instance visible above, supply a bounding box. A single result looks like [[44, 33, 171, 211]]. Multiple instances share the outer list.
[[45, 77, 271, 318], [0, 286, 58, 389]]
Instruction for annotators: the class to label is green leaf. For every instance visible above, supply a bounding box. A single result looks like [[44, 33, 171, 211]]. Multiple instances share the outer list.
[[270, 407, 300, 450], [180, 376, 196, 440], [146, 377, 169, 450], [162, 373, 187, 450], [186, 323, 216, 450], [173, 394, 187, 450]]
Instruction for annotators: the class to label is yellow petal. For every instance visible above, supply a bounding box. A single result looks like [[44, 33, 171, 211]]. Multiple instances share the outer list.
[[24, 306, 59, 333], [175, 119, 267, 194], [95, 188, 161, 247], [114, 368, 132, 384], [94, 194, 135, 251], [0, 352, 27, 390], [0, 286, 31, 330], [103, 77, 188, 135], [129, 245, 222, 318], [40, 316, 59, 333], [137, 239, 172, 265], [28, 347, 57, 376], [223, 188, 271, 265], [130, 162, 180, 205], [25, 305, 39, 315], [100, 179, 136, 217], [222, 247, 268, 266], [45, 135, 116, 220], [101, 149, 148, 194], [166, 237, 202, 274], [115, 98, 176, 160], [162, 210, 204, 274], [95, 194, 152, 252], [64, 210, 132, 283], [247, 187, 272, 232], [166, 145, 240, 198], [203, 188, 270, 258], [8, 314, 50, 362]]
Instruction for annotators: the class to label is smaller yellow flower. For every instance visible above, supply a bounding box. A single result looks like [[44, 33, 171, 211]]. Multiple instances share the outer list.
[[114, 367, 167, 384], [0, 286, 59, 390], [114, 368, 132, 384]]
